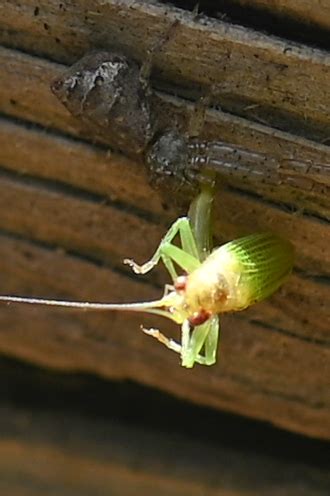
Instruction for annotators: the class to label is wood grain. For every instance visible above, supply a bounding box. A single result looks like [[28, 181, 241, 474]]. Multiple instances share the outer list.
[[0, 1, 329, 442], [0, 46, 329, 221], [231, 0, 330, 30], [0, 115, 329, 276], [0, 403, 329, 496], [0, 0, 329, 141], [0, 234, 329, 439]]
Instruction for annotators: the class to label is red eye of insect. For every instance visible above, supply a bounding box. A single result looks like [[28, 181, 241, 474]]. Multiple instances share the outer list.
[[174, 275, 187, 291], [188, 309, 211, 326]]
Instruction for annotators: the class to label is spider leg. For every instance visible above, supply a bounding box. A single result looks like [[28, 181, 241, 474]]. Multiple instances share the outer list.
[[139, 20, 179, 86]]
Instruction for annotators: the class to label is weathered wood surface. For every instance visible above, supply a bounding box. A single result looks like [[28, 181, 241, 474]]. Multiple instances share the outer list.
[[1, 0, 330, 141], [0, 0, 329, 443], [1, 47, 329, 221], [1, 397, 329, 496], [231, 0, 330, 30], [0, 232, 328, 440]]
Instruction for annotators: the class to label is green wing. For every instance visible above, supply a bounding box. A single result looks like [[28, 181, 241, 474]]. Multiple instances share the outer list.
[[223, 232, 294, 304]]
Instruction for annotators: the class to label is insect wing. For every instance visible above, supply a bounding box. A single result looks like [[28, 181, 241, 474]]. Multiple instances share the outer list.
[[223, 232, 294, 305]]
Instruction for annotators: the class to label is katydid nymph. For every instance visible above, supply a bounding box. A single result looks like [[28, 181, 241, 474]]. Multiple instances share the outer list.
[[0, 181, 294, 368]]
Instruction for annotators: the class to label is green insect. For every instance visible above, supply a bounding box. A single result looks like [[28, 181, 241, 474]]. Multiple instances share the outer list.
[[0, 184, 293, 368]]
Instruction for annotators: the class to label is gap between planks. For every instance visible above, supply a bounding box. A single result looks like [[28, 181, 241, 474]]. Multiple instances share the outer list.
[[0, 403, 329, 495]]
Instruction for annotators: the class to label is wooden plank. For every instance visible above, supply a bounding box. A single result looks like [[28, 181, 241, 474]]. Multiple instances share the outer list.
[[0, 46, 329, 221], [0, 117, 168, 220], [0, 157, 328, 342], [0, 144, 328, 294], [231, 0, 330, 31], [0, 170, 163, 271], [0, 235, 329, 440], [0, 117, 328, 342], [0, 116, 328, 277], [0, 3, 329, 443], [0, 0, 329, 140], [0, 403, 329, 496]]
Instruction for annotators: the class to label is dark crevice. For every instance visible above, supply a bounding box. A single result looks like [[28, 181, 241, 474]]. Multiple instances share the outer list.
[[0, 111, 118, 154], [159, 84, 330, 145], [0, 228, 161, 291], [245, 315, 330, 347], [295, 268, 330, 285], [226, 184, 330, 224], [166, 0, 330, 51], [0, 354, 328, 467], [225, 370, 327, 409], [0, 163, 160, 226], [0, 108, 144, 170], [0, 41, 70, 68]]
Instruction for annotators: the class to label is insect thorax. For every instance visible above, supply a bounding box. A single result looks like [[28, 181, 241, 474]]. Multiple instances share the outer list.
[[184, 247, 255, 315], [184, 261, 230, 315]]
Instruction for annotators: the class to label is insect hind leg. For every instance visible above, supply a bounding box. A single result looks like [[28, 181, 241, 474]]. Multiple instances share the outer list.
[[141, 326, 182, 354], [142, 322, 215, 367]]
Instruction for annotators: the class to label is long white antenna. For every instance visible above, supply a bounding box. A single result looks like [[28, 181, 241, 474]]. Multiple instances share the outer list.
[[0, 295, 172, 319]]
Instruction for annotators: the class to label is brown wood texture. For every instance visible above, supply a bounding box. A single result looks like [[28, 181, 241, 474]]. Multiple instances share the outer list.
[[0, 0, 329, 443], [1, 47, 329, 221], [0, 0, 330, 141], [0, 402, 329, 496], [231, 0, 330, 31]]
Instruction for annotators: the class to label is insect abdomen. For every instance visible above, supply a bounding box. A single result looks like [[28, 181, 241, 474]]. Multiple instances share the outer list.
[[185, 232, 294, 316], [221, 232, 294, 306]]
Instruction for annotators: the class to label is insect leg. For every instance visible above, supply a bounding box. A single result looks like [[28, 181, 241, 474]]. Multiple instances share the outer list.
[[141, 326, 182, 354], [124, 217, 200, 280], [162, 283, 175, 297], [181, 319, 220, 367], [142, 323, 214, 367], [187, 91, 214, 138], [182, 320, 214, 368], [203, 316, 220, 365], [162, 243, 201, 280], [181, 319, 205, 368], [180, 319, 191, 365], [188, 182, 215, 259], [139, 20, 180, 86]]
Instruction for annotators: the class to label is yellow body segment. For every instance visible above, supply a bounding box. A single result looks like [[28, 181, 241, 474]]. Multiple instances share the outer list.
[[183, 233, 294, 316], [184, 249, 243, 314]]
